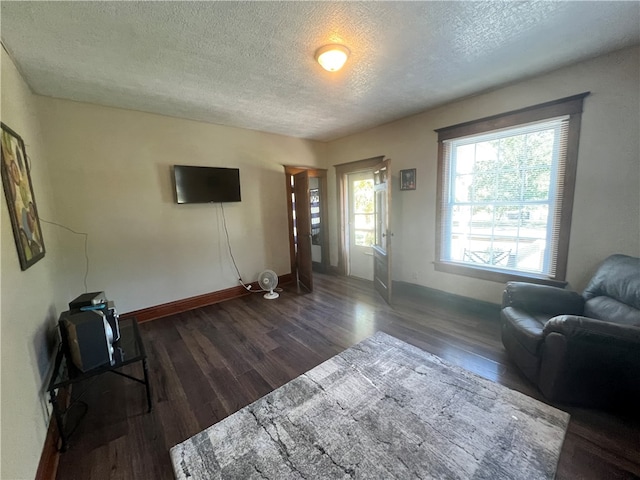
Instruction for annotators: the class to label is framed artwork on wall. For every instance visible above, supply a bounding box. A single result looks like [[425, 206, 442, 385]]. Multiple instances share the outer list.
[[400, 168, 416, 191], [1, 122, 45, 270]]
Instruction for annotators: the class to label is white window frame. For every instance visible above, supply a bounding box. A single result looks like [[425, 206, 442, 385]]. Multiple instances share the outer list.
[[434, 93, 589, 286]]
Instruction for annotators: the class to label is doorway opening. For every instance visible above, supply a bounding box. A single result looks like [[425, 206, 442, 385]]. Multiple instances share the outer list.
[[347, 171, 375, 280], [335, 156, 393, 303]]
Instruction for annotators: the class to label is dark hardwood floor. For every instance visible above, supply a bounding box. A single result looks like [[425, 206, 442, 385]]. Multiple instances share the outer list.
[[56, 273, 640, 479]]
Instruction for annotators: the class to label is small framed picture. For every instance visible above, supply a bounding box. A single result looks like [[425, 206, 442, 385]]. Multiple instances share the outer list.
[[400, 168, 416, 191]]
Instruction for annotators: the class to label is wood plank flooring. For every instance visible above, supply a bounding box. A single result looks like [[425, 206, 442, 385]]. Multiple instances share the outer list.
[[55, 273, 640, 479]]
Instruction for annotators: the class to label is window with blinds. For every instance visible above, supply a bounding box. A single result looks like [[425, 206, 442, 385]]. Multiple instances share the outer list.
[[435, 93, 588, 285]]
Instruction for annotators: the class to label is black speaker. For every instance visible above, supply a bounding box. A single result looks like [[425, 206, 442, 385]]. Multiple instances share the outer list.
[[59, 310, 115, 372]]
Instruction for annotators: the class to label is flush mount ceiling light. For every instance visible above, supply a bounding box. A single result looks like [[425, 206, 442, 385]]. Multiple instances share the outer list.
[[315, 44, 350, 72]]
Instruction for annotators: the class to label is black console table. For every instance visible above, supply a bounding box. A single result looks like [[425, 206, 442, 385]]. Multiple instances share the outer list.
[[47, 317, 152, 451]]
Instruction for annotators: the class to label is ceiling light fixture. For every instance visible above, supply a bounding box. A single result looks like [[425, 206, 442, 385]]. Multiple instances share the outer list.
[[315, 44, 350, 72]]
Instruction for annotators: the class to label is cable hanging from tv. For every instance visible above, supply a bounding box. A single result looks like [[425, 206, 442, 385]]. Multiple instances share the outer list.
[[219, 202, 252, 292]]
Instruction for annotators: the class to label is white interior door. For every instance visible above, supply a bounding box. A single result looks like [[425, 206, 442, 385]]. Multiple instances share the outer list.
[[348, 171, 375, 280], [373, 158, 392, 304]]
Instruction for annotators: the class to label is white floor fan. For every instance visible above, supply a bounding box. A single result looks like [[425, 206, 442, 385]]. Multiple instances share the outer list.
[[258, 270, 279, 299]]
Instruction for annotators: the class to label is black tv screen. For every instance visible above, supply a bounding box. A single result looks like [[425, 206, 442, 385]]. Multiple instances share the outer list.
[[173, 165, 241, 204]]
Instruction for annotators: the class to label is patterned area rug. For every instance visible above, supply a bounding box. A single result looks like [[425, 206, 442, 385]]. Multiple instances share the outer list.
[[170, 331, 569, 479]]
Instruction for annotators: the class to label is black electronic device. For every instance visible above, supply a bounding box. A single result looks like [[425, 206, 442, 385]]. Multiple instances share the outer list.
[[59, 292, 121, 372], [68, 291, 120, 342], [69, 291, 107, 310], [59, 309, 116, 372], [173, 165, 241, 204]]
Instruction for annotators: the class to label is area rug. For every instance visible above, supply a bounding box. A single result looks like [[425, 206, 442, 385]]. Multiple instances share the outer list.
[[170, 331, 569, 479]]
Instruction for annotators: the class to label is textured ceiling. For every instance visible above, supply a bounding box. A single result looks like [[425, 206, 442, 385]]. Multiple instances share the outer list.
[[1, 1, 639, 141]]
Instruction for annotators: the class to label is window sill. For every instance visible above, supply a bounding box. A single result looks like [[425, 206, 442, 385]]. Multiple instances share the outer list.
[[433, 261, 568, 288]]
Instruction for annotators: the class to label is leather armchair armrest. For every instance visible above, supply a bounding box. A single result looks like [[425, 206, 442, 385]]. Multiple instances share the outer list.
[[502, 282, 584, 317], [543, 315, 640, 344], [539, 315, 640, 406]]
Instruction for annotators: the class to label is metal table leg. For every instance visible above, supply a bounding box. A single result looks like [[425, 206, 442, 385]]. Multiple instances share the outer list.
[[143, 357, 152, 412], [50, 388, 69, 452]]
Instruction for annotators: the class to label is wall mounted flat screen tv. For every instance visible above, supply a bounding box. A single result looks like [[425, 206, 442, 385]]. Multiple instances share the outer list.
[[173, 165, 241, 204]]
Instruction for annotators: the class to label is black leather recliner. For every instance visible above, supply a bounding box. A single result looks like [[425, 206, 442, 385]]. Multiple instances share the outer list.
[[500, 254, 640, 409]]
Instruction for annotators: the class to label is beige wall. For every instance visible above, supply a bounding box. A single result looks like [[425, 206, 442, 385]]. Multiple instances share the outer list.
[[38, 99, 325, 313], [325, 46, 640, 303], [1, 49, 66, 479]]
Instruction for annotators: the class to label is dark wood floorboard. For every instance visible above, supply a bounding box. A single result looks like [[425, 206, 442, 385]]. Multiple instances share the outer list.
[[56, 273, 640, 479]]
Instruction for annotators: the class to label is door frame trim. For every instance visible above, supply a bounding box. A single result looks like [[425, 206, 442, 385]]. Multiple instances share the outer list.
[[334, 156, 385, 276]]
